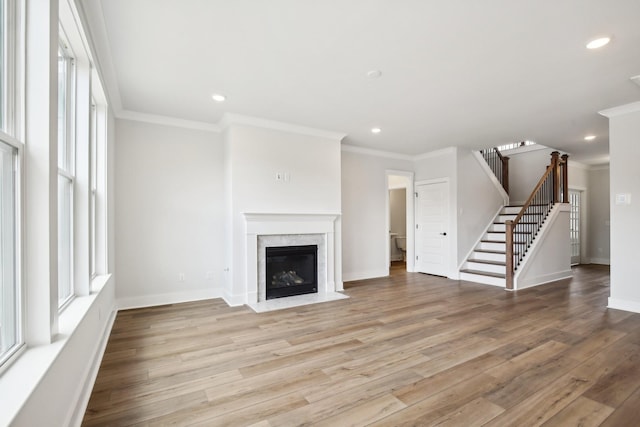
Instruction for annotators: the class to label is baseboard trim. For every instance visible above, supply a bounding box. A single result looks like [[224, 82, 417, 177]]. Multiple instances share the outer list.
[[342, 269, 389, 282], [608, 298, 640, 314], [589, 258, 611, 265], [515, 269, 573, 290], [117, 288, 222, 310]]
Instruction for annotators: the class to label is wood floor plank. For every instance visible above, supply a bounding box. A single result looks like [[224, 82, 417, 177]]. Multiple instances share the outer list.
[[82, 265, 637, 426], [541, 396, 614, 427]]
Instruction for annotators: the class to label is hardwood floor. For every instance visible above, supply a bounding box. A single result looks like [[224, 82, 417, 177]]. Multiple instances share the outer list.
[[82, 265, 640, 426]]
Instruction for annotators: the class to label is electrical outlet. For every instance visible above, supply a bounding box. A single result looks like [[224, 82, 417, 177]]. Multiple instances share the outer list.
[[179, 273, 185, 282], [275, 172, 283, 181]]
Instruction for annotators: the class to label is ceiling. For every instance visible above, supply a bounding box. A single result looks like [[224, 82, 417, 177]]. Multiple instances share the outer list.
[[81, 0, 640, 164]]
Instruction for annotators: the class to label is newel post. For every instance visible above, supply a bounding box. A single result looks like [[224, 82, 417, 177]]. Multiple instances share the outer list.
[[561, 154, 569, 203], [550, 151, 560, 203], [505, 220, 514, 290]]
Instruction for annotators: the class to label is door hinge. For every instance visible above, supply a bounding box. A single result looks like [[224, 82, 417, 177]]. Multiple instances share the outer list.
[[416, 255, 419, 260], [416, 224, 419, 229], [415, 192, 418, 198]]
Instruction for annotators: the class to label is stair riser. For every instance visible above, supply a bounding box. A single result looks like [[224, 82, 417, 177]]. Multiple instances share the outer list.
[[459, 272, 506, 287], [465, 262, 506, 274], [490, 224, 505, 232], [472, 252, 506, 262], [478, 241, 506, 251], [497, 215, 543, 223], [501, 206, 522, 215], [485, 234, 529, 243]]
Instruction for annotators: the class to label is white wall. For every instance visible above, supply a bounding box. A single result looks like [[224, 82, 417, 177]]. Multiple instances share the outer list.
[[115, 119, 225, 307], [587, 166, 610, 264], [456, 149, 505, 266], [605, 106, 640, 312], [341, 149, 414, 281], [389, 188, 407, 235], [225, 123, 342, 304], [507, 147, 556, 203], [515, 205, 572, 289]]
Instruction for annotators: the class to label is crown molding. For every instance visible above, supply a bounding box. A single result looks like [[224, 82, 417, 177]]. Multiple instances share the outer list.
[[119, 110, 221, 133], [413, 147, 456, 161], [599, 101, 640, 118], [340, 144, 413, 161], [73, 0, 123, 112], [219, 113, 346, 141]]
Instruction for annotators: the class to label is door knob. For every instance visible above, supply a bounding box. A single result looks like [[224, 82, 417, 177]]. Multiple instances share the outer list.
[[440, 232, 447, 236]]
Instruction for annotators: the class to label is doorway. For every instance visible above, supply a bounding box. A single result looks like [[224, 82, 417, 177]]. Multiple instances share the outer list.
[[385, 171, 414, 275], [569, 189, 583, 265]]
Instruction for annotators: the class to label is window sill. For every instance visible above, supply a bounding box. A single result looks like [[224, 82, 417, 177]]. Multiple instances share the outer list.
[[0, 274, 113, 426]]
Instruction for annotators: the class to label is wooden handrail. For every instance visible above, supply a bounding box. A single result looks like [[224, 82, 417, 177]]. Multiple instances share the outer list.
[[505, 151, 567, 289], [510, 163, 555, 226]]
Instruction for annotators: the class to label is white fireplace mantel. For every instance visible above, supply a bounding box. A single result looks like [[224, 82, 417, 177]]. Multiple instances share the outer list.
[[243, 212, 342, 310]]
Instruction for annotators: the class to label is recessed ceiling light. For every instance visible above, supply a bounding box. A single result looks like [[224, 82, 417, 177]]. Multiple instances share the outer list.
[[367, 70, 382, 79], [211, 93, 226, 102], [371, 127, 381, 134], [586, 37, 611, 49], [584, 135, 596, 141]]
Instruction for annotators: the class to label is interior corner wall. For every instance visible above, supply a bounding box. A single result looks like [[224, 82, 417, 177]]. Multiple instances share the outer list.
[[507, 147, 556, 203], [226, 124, 342, 304], [587, 166, 610, 264], [456, 148, 504, 266], [608, 109, 640, 312], [114, 119, 225, 307], [341, 150, 413, 281]]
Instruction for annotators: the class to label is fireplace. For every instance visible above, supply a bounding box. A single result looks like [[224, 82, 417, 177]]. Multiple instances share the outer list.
[[266, 245, 318, 299]]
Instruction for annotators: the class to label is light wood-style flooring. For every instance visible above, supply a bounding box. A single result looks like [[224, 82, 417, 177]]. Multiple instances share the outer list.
[[83, 264, 640, 426]]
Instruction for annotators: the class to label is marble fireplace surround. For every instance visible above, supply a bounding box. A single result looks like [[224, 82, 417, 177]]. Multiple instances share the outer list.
[[244, 213, 347, 312]]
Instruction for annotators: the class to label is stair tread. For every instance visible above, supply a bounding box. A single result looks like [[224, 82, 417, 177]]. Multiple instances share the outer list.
[[494, 222, 538, 225], [481, 240, 527, 244], [475, 249, 520, 255], [460, 269, 506, 279], [487, 231, 532, 235], [467, 259, 506, 266]]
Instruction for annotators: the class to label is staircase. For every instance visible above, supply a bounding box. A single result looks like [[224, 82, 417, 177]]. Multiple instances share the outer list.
[[460, 205, 543, 287]]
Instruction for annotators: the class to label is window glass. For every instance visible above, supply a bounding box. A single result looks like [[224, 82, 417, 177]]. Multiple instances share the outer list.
[[57, 37, 74, 308], [57, 174, 72, 306], [90, 102, 96, 277], [57, 46, 68, 171], [0, 139, 18, 363]]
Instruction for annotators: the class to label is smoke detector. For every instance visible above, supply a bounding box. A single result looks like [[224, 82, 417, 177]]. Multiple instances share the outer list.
[[631, 75, 640, 88]]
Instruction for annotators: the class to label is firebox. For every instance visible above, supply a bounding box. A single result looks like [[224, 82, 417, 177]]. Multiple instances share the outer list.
[[265, 245, 318, 299]]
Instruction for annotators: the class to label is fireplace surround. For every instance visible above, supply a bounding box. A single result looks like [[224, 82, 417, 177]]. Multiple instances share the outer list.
[[244, 213, 346, 311]]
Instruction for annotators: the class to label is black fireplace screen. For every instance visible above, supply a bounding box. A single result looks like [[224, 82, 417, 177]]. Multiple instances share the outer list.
[[266, 245, 318, 299]]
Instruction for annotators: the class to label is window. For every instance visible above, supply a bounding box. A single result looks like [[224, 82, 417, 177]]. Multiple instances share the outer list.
[[0, 0, 22, 370], [57, 39, 74, 308], [0, 139, 18, 366], [89, 101, 96, 277]]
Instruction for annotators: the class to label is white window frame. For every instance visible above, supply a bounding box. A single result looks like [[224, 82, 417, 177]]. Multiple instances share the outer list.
[[57, 31, 76, 310], [0, 0, 24, 373]]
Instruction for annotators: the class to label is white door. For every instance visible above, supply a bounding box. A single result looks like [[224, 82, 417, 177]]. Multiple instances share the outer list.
[[569, 190, 581, 265], [415, 181, 449, 276]]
